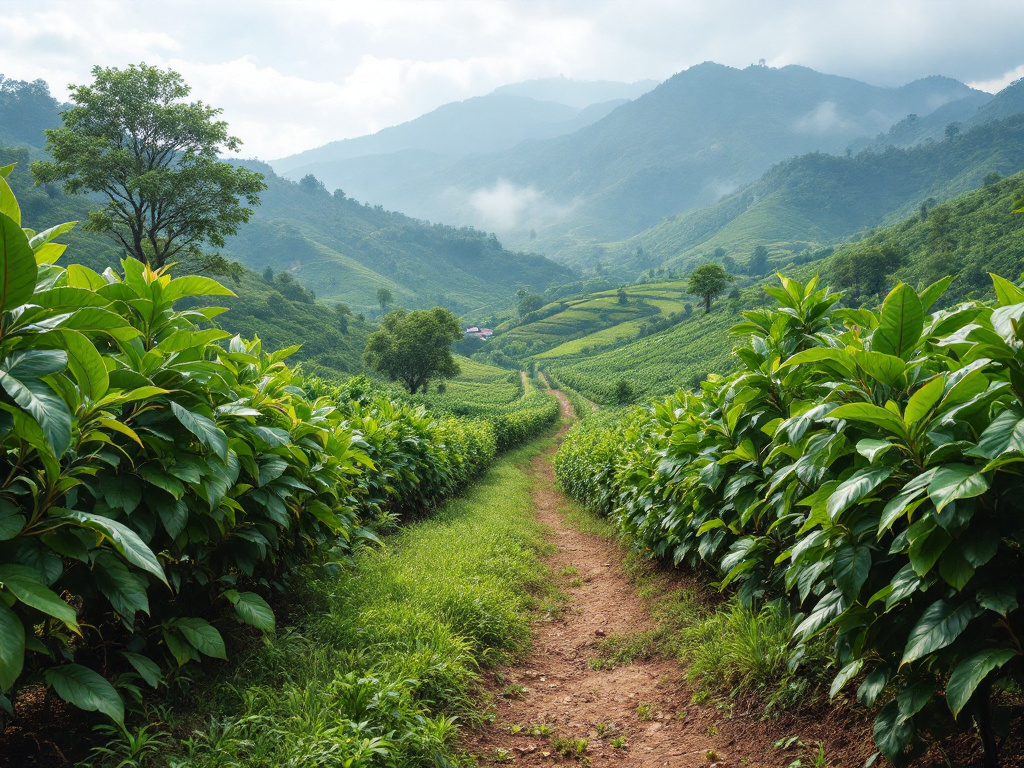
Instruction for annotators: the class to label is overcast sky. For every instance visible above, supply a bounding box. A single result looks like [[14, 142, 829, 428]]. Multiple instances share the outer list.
[[2, 0, 1023, 159]]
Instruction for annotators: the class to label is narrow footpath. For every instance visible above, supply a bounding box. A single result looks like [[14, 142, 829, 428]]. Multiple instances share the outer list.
[[464, 388, 874, 768]]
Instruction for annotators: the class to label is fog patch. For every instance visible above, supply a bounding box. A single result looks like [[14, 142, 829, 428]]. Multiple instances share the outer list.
[[794, 101, 852, 135], [458, 178, 577, 232]]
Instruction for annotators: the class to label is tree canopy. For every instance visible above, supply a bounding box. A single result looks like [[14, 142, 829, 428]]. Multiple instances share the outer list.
[[363, 307, 463, 394], [376, 286, 394, 311], [32, 63, 266, 270], [688, 263, 734, 313]]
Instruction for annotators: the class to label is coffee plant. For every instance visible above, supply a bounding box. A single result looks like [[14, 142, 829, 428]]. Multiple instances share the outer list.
[[556, 273, 1024, 766]]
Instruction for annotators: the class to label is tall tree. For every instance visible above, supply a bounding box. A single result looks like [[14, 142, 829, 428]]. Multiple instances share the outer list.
[[363, 308, 462, 394], [376, 286, 394, 311], [32, 63, 265, 270], [688, 263, 734, 313], [749, 245, 769, 276]]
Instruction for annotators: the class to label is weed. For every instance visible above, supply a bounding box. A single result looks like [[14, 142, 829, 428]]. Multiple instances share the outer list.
[[589, 631, 656, 669], [552, 736, 589, 758], [594, 722, 617, 738], [636, 702, 654, 721], [528, 724, 552, 738], [502, 684, 528, 699], [83, 722, 170, 768], [493, 747, 513, 762], [610, 737, 627, 749], [705, 750, 718, 763], [560, 564, 579, 576], [706, 723, 719, 736], [568, 577, 584, 588], [509, 724, 524, 735]]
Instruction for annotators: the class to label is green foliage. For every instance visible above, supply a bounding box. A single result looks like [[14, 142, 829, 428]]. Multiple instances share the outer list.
[[556, 273, 1024, 765], [31, 63, 266, 269], [165, 442, 549, 768], [363, 307, 463, 394], [0, 180, 516, 737]]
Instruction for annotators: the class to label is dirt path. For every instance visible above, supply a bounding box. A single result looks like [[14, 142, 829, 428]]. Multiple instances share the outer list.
[[464, 389, 875, 768]]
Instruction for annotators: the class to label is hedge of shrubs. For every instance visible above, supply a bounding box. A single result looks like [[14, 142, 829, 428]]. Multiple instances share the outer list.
[[555, 274, 1024, 766]]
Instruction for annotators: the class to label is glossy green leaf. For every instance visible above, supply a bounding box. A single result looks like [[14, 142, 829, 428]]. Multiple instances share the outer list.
[[58, 329, 109, 401], [120, 652, 162, 689], [171, 402, 228, 461], [0, 210, 36, 313], [827, 467, 892, 519], [946, 648, 1015, 716], [45, 664, 124, 724], [162, 276, 236, 304], [0, 564, 79, 632], [990, 273, 1024, 307], [224, 590, 275, 633], [902, 600, 976, 665], [0, 176, 20, 226], [174, 617, 227, 659], [0, 602, 25, 690], [54, 509, 167, 585], [905, 376, 945, 425], [927, 464, 989, 513], [833, 542, 872, 598], [829, 403, 907, 438], [829, 658, 863, 699], [873, 701, 913, 761], [872, 283, 923, 360], [919, 276, 954, 312]]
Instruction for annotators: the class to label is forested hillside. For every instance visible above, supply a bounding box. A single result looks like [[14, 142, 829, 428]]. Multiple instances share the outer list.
[[223, 160, 574, 314], [624, 114, 1024, 275]]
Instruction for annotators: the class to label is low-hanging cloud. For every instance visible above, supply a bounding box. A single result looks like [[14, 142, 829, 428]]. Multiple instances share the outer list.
[[461, 179, 577, 233]]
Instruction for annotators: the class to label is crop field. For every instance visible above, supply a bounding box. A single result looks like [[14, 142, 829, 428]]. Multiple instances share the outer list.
[[549, 306, 741, 403], [397, 356, 522, 413]]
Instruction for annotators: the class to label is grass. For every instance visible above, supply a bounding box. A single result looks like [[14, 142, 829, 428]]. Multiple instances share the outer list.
[[133, 438, 555, 768]]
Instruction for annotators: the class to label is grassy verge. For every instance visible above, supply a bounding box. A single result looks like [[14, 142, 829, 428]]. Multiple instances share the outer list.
[[87, 440, 554, 768], [560, 499, 832, 715]]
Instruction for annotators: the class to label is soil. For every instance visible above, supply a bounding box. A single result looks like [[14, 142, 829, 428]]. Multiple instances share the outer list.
[[461, 389, 1024, 768]]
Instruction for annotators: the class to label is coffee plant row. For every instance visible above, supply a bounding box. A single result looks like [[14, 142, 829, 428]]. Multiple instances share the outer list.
[[0, 171, 551, 728], [555, 273, 1024, 766]]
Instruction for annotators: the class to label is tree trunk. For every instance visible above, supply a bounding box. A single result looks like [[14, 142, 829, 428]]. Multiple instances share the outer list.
[[704, 294, 712, 313], [977, 678, 1000, 768]]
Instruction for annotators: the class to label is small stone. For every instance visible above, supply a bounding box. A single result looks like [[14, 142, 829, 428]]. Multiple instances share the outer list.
[[595, 629, 606, 637]]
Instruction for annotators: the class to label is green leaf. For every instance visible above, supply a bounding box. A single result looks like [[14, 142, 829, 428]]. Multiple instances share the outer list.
[[829, 403, 907, 438], [120, 652, 162, 689], [927, 464, 989, 513], [858, 667, 889, 707], [0, 500, 25, 541], [977, 587, 1018, 617], [0, 361, 72, 456], [902, 600, 977, 665], [990, 273, 1024, 306], [0, 564, 79, 632], [93, 553, 150, 621], [173, 617, 227, 659], [54, 509, 167, 585], [908, 518, 950, 576], [833, 542, 872, 598], [967, 409, 1024, 461], [904, 376, 945, 426], [850, 349, 906, 387], [171, 402, 228, 461], [0, 210, 37, 313], [829, 658, 863, 699], [0, 602, 26, 690], [827, 467, 892, 519], [938, 549, 975, 590], [872, 283, 924, 360], [919, 276, 954, 312], [224, 590, 275, 633], [162, 276, 236, 304], [44, 664, 124, 724], [28, 221, 77, 251], [0, 176, 20, 226], [946, 649, 1016, 716], [58, 329, 109, 401], [897, 679, 933, 718], [873, 700, 913, 761], [857, 439, 893, 464]]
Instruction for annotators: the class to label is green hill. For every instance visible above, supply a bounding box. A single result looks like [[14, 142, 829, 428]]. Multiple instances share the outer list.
[[223, 161, 574, 315], [624, 113, 1024, 275], [511, 172, 1024, 404]]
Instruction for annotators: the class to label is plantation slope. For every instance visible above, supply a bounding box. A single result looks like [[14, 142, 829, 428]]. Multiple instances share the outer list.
[[548, 304, 742, 403], [486, 281, 692, 361], [174, 436, 556, 767]]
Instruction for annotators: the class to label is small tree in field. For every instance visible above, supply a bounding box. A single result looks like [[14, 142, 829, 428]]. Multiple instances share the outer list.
[[32, 63, 265, 270], [376, 286, 393, 311], [688, 263, 734, 314], [363, 307, 462, 394]]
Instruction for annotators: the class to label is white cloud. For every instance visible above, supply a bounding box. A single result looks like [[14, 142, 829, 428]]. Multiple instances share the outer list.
[[3, 0, 1024, 158], [969, 64, 1024, 94]]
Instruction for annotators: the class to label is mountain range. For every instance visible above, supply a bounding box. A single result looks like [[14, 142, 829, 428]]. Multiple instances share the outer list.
[[272, 63, 995, 264]]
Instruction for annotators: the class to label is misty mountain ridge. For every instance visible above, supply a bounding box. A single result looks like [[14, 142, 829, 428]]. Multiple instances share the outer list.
[[275, 62, 993, 264], [271, 76, 656, 174]]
